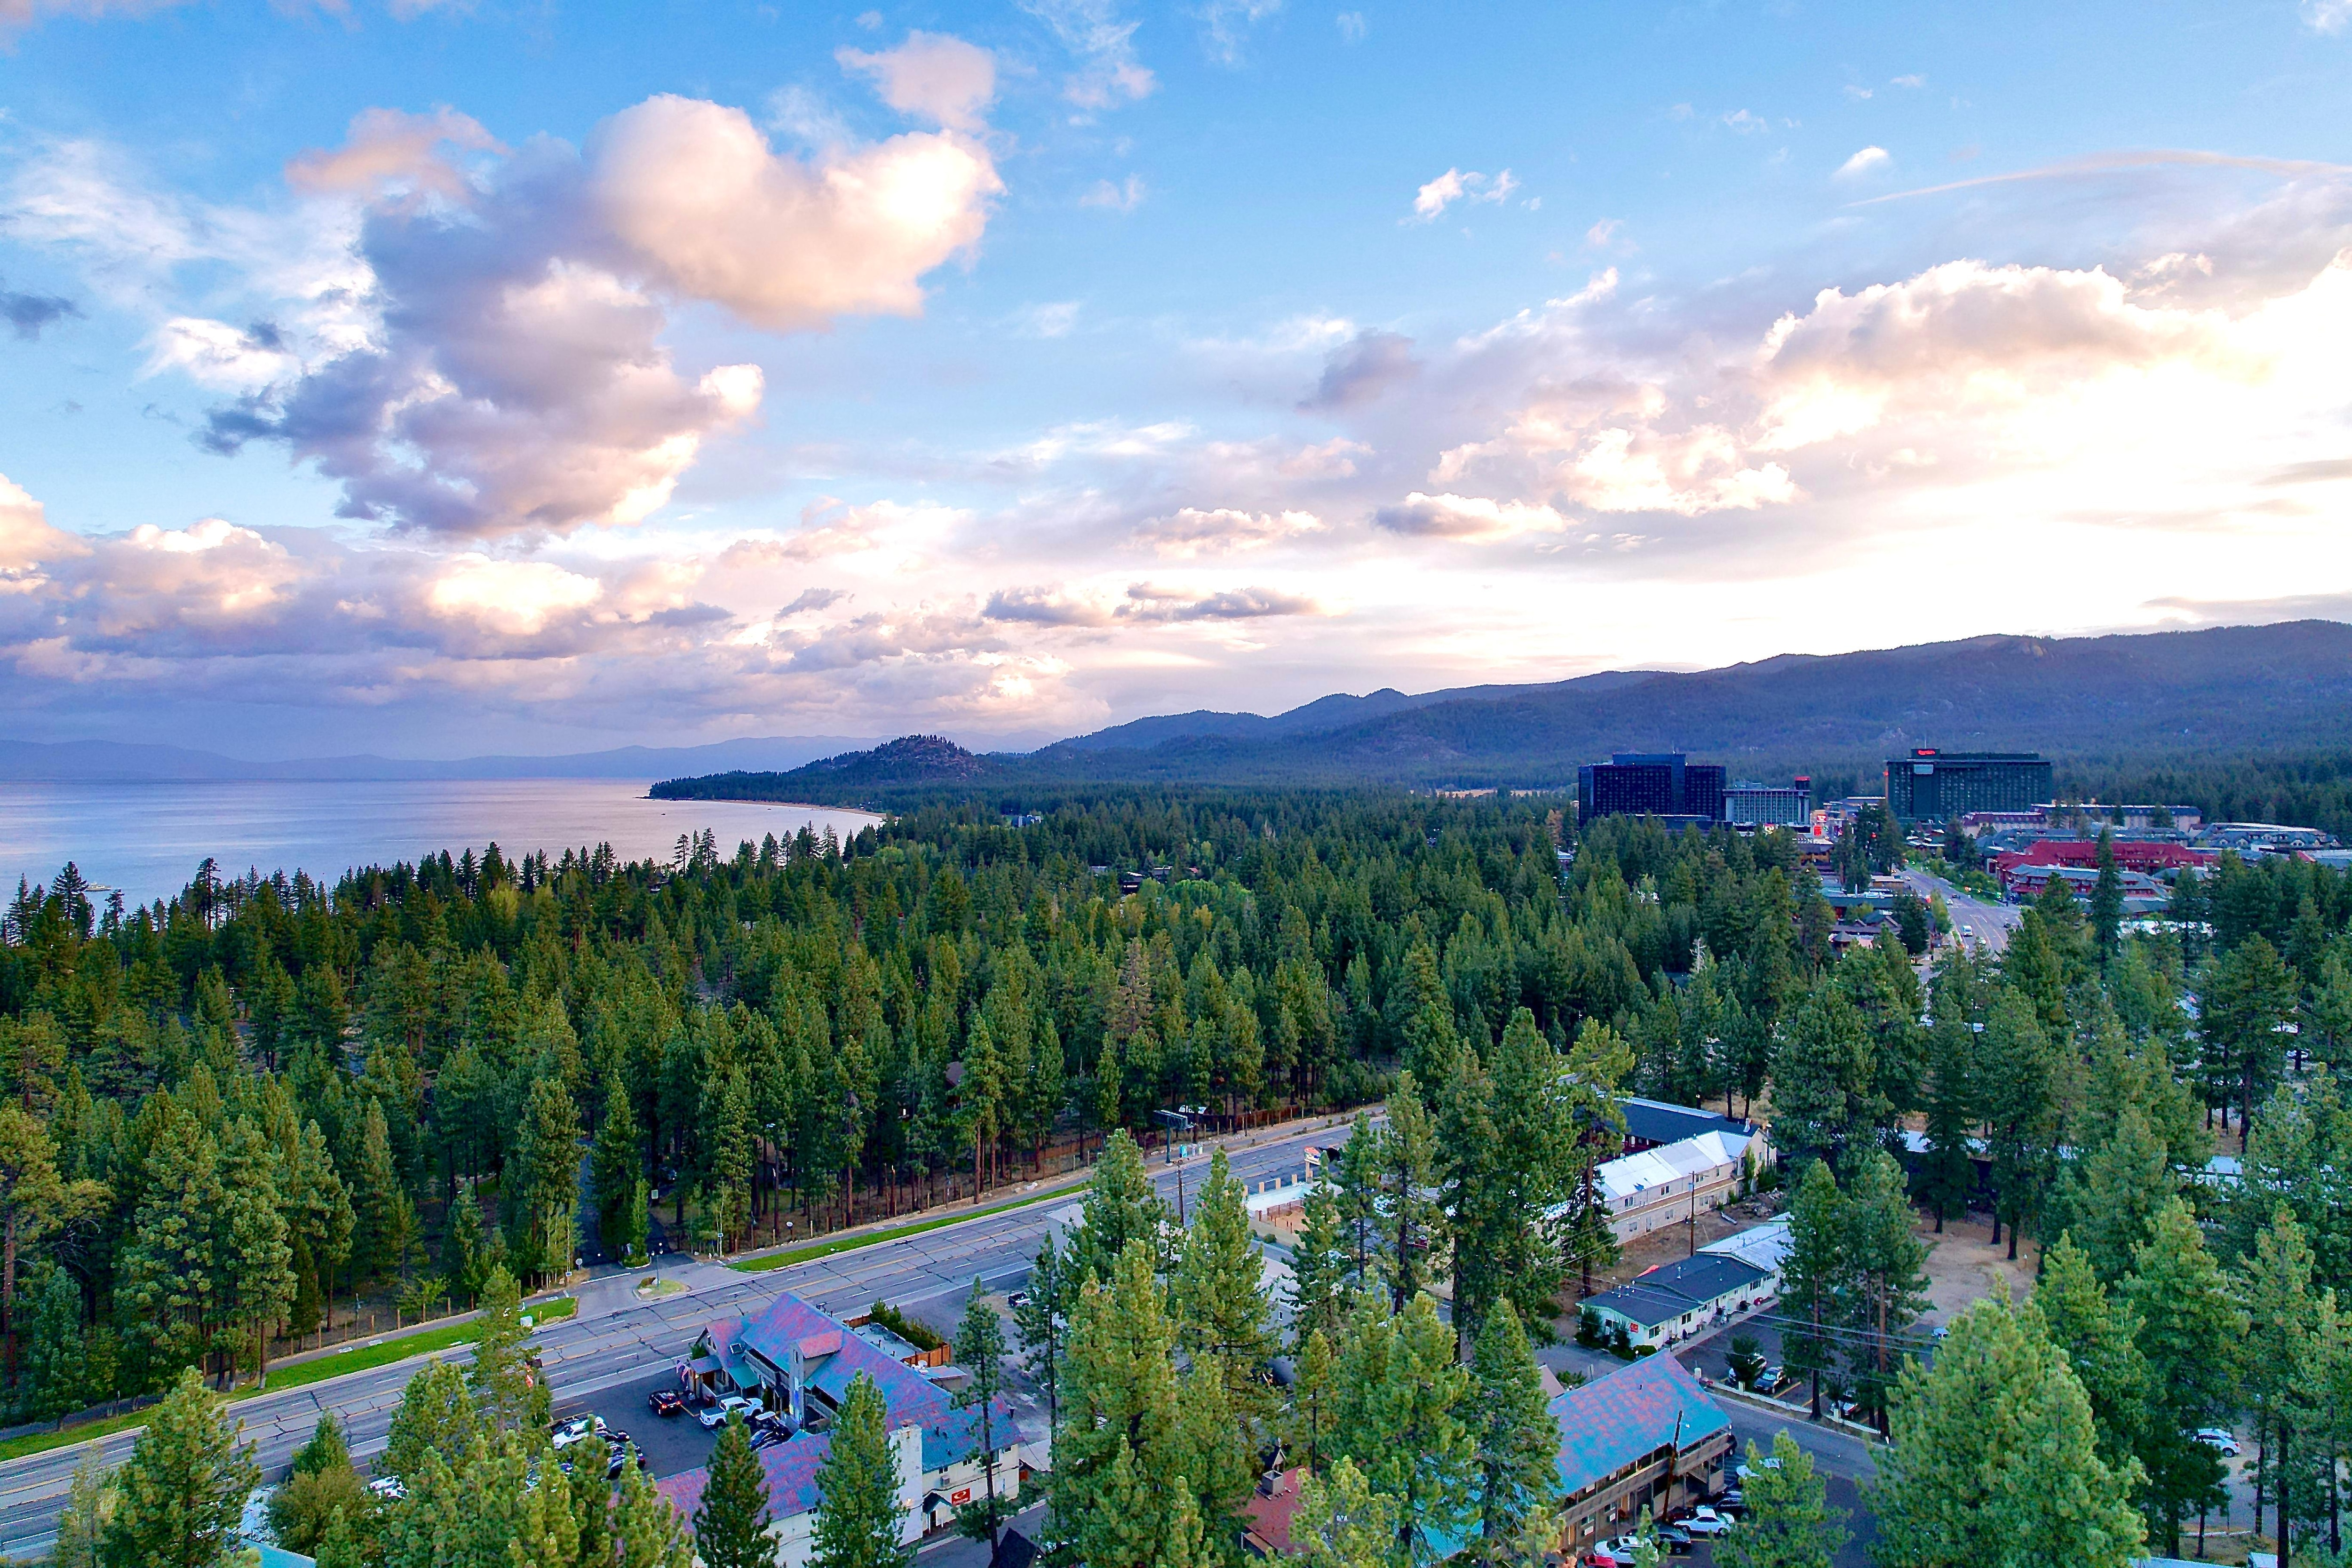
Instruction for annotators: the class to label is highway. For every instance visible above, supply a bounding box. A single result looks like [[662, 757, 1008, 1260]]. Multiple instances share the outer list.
[[1897, 866, 2019, 955], [0, 1118, 1344, 1560]]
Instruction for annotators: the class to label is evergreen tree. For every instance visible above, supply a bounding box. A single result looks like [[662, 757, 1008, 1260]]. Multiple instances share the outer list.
[[951, 1280, 1012, 1549], [1173, 1149, 1278, 1437], [1839, 1147, 1928, 1434], [2123, 1199, 2244, 1553], [1070, 1130, 1167, 1287], [1285, 1327, 1336, 1477], [1014, 1232, 1067, 1429], [1979, 990, 2062, 1259], [2028, 1236, 2147, 1479], [592, 1076, 641, 1244], [2235, 1206, 2327, 1554], [1376, 1075, 1442, 1310], [466, 1263, 545, 1432], [1291, 1174, 1358, 1343], [440, 1181, 484, 1306], [1330, 1293, 1474, 1568], [349, 1097, 403, 1287], [614, 1441, 697, 1568], [1716, 1433, 1845, 1568], [1779, 1161, 1846, 1419], [1870, 1295, 2145, 1568], [2090, 830, 2125, 959], [1769, 987, 1876, 1171], [812, 1373, 911, 1568], [98, 1366, 261, 1568], [1051, 1239, 1183, 1566], [1465, 1300, 1555, 1563], [1293, 1458, 1400, 1568], [695, 1413, 776, 1568], [1917, 1011, 1976, 1233], [1559, 1020, 1633, 1298], [2064, 1102, 2176, 1286], [19, 1260, 90, 1423], [268, 1412, 373, 1557], [380, 1358, 481, 1484]]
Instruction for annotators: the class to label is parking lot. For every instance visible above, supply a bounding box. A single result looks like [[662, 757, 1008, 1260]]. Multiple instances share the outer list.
[[551, 1369, 731, 1483]]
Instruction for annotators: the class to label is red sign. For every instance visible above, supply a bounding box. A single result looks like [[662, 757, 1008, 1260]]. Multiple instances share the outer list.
[[949, 1488, 973, 1506]]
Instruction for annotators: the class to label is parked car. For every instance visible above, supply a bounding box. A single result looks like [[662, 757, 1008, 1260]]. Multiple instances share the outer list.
[[1678, 1509, 1735, 1538], [699, 1394, 760, 1430], [1598, 1537, 1645, 1562], [551, 1416, 611, 1450], [607, 1441, 649, 1480], [2196, 1428, 2242, 1457], [1653, 1525, 1695, 1554], [1733, 1457, 1781, 1482], [1712, 1491, 1748, 1515], [1582, 1549, 1619, 1568], [749, 1426, 788, 1452], [368, 1476, 408, 1502], [648, 1389, 687, 1418]]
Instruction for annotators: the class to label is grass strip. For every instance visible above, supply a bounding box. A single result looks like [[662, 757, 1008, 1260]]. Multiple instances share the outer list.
[[730, 1182, 1080, 1273], [0, 1296, 583, 1467]]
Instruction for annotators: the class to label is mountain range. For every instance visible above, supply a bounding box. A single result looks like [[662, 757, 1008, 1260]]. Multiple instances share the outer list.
[[650, 620, 2352, 803]]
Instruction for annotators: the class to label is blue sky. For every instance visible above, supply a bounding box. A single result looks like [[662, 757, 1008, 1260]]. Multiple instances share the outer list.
[[2, 0, 2350, 757]]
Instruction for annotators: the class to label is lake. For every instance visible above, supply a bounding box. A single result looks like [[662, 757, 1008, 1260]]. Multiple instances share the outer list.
[[0, 779, 882, 907]]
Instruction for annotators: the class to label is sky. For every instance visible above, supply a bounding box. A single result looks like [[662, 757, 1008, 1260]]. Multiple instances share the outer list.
[[2, 0, 2350, 759]]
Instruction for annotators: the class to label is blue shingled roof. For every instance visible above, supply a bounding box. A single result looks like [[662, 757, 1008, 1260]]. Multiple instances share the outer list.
[[1549, 1353, 1729, 1500]]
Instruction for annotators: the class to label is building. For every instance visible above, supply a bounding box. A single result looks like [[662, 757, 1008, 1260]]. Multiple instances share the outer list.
[[660, 1293, 1021, 1565], [1549, 1354, 1734, 1554], [1578, 753, 1726, 828], [1990, 838, 2216, 885], [1724, 778, 1811, 827], [1547, 1110, 1771, 1247], [1580, 1252, 1776, 1350], [2003, 861, 2171, 909], [2199, 822, 2341, 854], [1883, 749, 2053, 822], [1699, 1216, 1791, 1291]]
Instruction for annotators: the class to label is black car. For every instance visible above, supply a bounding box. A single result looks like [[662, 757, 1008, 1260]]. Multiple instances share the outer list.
[[648, 1389, 687, 1418], [1653, 1526, 1695, 1555], [606, 1443, 650, 1480]]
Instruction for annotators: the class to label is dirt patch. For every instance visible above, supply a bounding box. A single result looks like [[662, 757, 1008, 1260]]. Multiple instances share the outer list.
[[1915, 1212, 2039, 1326]]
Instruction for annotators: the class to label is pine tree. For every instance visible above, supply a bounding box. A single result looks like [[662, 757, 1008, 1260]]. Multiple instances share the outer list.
[[350, 1097, 403, 1287], [1559, 1021, 1633, 1297], [1052, 1239, 1183, 1563], [1917, 1010, 1976, 1233], [1779, 1161, 1846, 1419], [1014, 1233, 1067, 1429], [2236, 1206, 2327, 1554], [53, 1452, 108, 1568], [695, 1413, 776, 1568], [1870, 1295, 2144, 1568], [269, 1411, 372, 1557], [2068, 1101, 2175, 1285], [512, 1074, 583, 1283], [592, 1076, 641, 1243], [1466, 1300, 1556, 1562], [19, 1260, 90, 1423], [381, 1359, 481, 1484], [441, 1181, 484, 1305], [1715, 1433, 1845, 1568], [2090, 830, 2125, 959], [812, 1373, 911, 1568], [0, 1103, 64, 1388], [98, 1365, 261, 1568], [1284, 1327, 1336, 1476], [1331, 1293, 1474, 1567], [466, 1263, 545, 1432], [2122, 1199, 2244, 1554], [1293, 1457, 1401, 1568], [951, 1280, 1012, 1549], [1377, 1075, 1442, 1310], [1290, 1177, 1357, 1342], [1173, 1148, 1277, 1434], [1839, 1147, 1928, 1435], [2027, 1236, 2147, 1478], [614, 1442, 697, 1568], [1070, 1129, 1167, 1286]]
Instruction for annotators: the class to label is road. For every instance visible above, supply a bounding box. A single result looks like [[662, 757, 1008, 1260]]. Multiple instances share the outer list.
[[0, 1119, 1342, 1560], [1897, 866, 2019, 955]]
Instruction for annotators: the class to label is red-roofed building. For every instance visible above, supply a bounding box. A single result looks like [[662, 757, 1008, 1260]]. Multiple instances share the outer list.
[[1991, 838, 2214, 894]]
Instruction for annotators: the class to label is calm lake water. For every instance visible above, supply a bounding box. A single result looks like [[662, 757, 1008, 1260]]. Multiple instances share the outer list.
[[0, 780, 882, 907]]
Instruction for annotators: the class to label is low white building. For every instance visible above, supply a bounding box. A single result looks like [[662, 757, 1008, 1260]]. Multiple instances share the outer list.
[[1549, 1122, 1770, 1244]]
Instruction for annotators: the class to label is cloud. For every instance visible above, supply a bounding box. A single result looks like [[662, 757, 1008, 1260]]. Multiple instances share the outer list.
[[1299, 329, 1418, 410], [2304, 0, 2351, 32], [1836, 146, 1891, 180], [1372, 492, 1569, 541], [835, 31, 998, 131], [1843, 86, 1873, 101], [1851, 148, 2351, 207], [1133, 506, 1324, 557], [1198, 0, 1279, 64], [0, 473, 90, 583], [426, 555, 604, 635], [1013, 301, 1082, 337], [1020, 0, 1157, 108], [594, 95, 1001, 332], [1584, 217, 1622, 248], [781, 586, 848, 615], [1335, 9, 1363, 40], [1409, 167, 1518, 221], [0, 282, 79, 340], [283, 107, 502, 200], [986, 580, 1326, 623], [1081, 174, 1147, 211], [1890, 73, 1926, 88], [1721, 109, 1771, 134], [143, 317, 299, 388]]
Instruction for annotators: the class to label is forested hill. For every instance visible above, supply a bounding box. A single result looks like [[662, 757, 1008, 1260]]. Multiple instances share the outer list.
[[652, 620, 2352, 804]]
